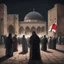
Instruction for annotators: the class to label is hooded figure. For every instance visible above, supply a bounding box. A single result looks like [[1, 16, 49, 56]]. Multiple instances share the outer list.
[[48, 36, 52, 49], [41, 35, 48, 51], [21, 35, 28, 53], [51, 36, 57, 49], [29, 31, 41, 60], [5, 33, 13, 57], [13, 35, 18, 52]]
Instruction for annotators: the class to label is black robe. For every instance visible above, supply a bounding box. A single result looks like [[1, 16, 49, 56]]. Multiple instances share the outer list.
[[41, 37, 48, 51], [13, 37, 18, 52], [29, 34, 41, 60], [51, 38, 56, 49], [48, 38, 52, 49], [5, 37, 13, 56]]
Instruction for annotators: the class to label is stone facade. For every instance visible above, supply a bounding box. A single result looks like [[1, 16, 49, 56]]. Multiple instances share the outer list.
[[0, 4, 7, 35], [0, 4, 19, 36], [7, 14, 19, 35], [0, 4, 46, 38], [57, 4, 64, 36], [48, 4, 64, 37], [19, 20, 46, 37]]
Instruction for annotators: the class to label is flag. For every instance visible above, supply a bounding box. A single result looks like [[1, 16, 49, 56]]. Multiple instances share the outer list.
[[49, 23, 57, 32], [52, 23, 56, 32], [49, 25, 52, 32]]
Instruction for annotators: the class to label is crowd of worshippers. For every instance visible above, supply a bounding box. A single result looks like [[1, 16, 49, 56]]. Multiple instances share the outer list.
[[0, 31, 64, 59]]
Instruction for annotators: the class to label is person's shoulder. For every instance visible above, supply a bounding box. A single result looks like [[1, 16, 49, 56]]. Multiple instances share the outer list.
[[6, 37, 8, 39], [45, 37, 47, 39], [36, 35, 40, 39], [30, 35, 33, 38]]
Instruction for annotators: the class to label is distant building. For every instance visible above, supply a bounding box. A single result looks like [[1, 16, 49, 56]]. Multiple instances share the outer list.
[[48, 4, 64, 37], [0, 4, 46, 38]]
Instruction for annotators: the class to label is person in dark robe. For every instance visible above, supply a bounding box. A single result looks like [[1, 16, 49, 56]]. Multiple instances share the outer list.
[[21, 35, 28, 54], [51, 36, 57, 50], [48, 36, 52, 49], [41, 35, 48, 51], [58, 37, 61, 45], [1, 36, 4, 44], [4, 35, 7, 48], [5, 33, 13, 57], [62, 37, 64, 45], [29, 31, 41, 60], [13, 35, 18, 52]]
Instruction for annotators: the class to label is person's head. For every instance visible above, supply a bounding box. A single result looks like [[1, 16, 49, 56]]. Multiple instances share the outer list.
[[8, 33, 12, 37], [32, 31, 36, 35], [50, 36, 52, 38], [23, 35, 25, 38], [44, 35, 46, 38]]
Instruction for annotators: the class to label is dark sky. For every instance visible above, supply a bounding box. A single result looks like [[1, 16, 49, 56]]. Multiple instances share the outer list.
[[0, 0, 64, 21]]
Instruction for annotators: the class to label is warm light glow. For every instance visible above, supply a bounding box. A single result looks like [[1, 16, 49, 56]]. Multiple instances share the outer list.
[[17, 32, 46, 38], [17, 33, 32, 38]]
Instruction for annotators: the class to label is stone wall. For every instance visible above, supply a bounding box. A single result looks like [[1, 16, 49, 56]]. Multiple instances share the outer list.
[[0, 4, 7, 35], [48, 4, 64, 37], [3, 4, 7, 35], [57, 4, 64, 36], [19, 20, 46, 36], [7, 14, 19, 35], [48, 4, 57, 37]]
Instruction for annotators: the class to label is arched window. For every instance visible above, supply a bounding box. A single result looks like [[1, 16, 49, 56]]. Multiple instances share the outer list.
[[37, 26, 41, 33], [41, 26, 44, 32], [19, 26, 24, 34], [31, 26, 36, 32], [25, 26, 30, 34], [8, 25, 15, 34]]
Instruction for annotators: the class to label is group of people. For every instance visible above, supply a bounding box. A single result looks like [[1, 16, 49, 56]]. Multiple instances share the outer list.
[[5, 34, 18, 57], [48, 36, 57, 49], [4, 31, 63, 61], [57, 37, 64, 45]]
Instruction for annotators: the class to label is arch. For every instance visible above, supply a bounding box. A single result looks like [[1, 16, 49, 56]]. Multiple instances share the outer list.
[[19, 26, 24, 34], [41, 26, 45, 32], [25, 26, 30, 34], [37, 26, 41, 33], [8, 25, 15, 34], [31, 26, 36, 32]]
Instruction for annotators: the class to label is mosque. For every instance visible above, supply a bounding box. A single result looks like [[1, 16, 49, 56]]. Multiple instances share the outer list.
[[0, 4, 46, 38], [0, 3, 64, 38]]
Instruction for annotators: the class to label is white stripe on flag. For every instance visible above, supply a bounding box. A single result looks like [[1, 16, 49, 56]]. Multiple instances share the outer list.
[[52, 29, 56, 32], [49, 25, 52, 32]]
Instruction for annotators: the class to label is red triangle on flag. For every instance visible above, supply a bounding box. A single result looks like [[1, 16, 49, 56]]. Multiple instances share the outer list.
[[52, 23, 56, 32]]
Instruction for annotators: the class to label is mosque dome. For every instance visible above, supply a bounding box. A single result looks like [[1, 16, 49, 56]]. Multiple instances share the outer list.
[[24, 10, 43, 21]]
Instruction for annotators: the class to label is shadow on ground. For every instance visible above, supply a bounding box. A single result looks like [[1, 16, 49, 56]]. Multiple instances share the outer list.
[[0, 56, 11, 63], [19, 52, 28, 55], [56, 49, 64, 53], [45, 51, 53, 53], [28, 60, 43, 64], [41, 50, 53, 53]]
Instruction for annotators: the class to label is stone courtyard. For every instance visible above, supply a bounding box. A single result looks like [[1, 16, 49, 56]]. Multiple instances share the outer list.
[[0, 44, 64, 64]]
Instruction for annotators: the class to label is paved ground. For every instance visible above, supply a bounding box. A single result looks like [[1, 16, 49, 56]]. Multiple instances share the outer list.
[[0, 44, 64, 64]]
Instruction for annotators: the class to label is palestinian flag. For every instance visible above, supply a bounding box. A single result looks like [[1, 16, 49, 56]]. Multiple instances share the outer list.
[[52, 23, 56, 32], [49, 25, 52, 32], [49, 23, 57, 32]]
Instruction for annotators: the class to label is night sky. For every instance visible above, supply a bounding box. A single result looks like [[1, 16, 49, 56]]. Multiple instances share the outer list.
[[0, 0, 64, 21]]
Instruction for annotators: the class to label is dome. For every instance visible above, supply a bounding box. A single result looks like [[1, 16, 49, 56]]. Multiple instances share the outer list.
[[24, 11, 43, 21]]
